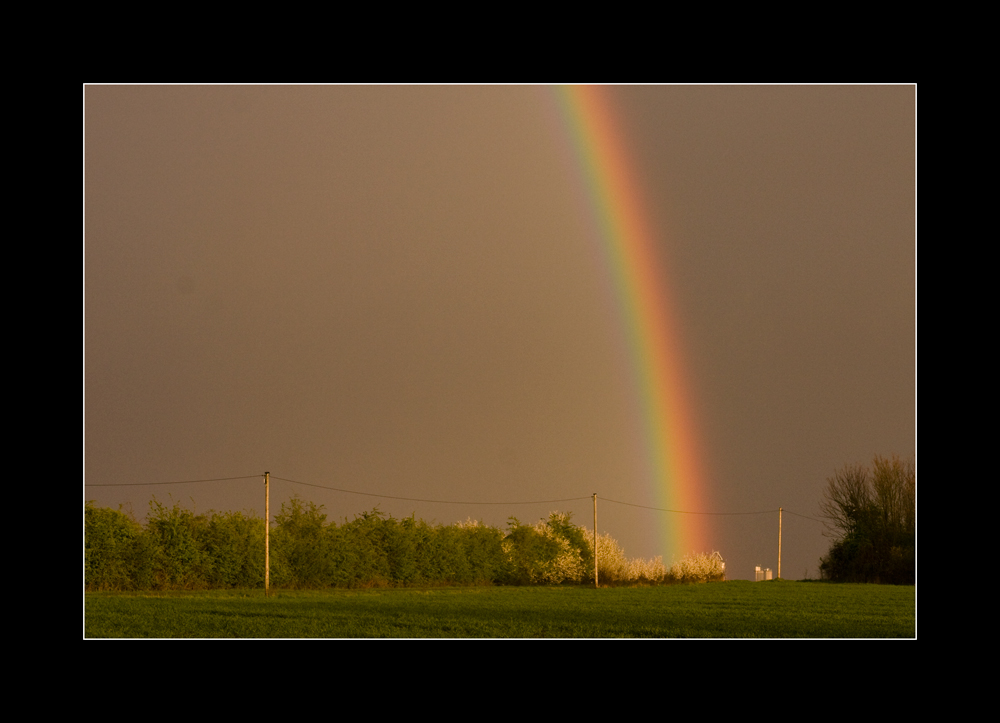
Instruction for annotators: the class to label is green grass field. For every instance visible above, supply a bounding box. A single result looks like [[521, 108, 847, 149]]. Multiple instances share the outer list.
[[84, 580, 916, 638]]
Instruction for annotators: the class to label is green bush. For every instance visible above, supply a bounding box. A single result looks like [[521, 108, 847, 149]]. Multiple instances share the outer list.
[[271, 497, 335, 587], [86, 498, 267, 591], [452, 520, 507, 584], [203, 511, 265, 588], [268, 500, 508, 588], [334, 508, 394, 586], [85, 501, 155, 590], [145, 498, 213, 589]]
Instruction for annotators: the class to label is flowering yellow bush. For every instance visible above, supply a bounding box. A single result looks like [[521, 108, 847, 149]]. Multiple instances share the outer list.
[[493, 511, 725, 586], [580, 530, 668, 585], [500, 516, 587, 584], [576, 527, 725, 585], [669, 551, 726, 583]]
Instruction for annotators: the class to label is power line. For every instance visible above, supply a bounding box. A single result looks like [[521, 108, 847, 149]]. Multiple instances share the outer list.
[[601, 497, 777, 515], [782, 509, 825, 523], [84, 471, 825, 521], [85, 475, 261, 487], [602, 498, 824, 523], [272, 476, 589, 506]]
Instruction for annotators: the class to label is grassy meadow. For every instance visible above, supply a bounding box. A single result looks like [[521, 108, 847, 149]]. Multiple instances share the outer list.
[[85, 580, 915, 638]]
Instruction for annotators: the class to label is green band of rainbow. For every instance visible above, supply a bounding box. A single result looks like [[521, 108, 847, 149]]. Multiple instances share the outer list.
[[552, 85, 710, 558]]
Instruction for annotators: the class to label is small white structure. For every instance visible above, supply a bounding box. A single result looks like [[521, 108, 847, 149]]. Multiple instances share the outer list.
[[755, 565, 772, 582]]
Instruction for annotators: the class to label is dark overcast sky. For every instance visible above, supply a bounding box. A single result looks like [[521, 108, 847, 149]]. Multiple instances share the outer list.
[[84, 85, 915, 581]]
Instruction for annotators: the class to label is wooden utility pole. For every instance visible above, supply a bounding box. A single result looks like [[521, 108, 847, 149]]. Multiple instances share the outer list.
[[777, 506, 782, 580], [593, 493, 598, 589], [265, 471, 270, 595]]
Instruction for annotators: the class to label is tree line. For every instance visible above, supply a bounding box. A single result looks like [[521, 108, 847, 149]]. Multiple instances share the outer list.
[[85, 497, 724, 591], [819, 454, 915, 584]]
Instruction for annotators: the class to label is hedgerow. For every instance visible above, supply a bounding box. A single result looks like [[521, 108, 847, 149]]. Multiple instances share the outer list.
[[84, 498, 724, 590]]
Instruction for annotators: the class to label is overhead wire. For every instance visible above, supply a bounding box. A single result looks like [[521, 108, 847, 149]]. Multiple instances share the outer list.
[[84, 472, 823, 521], [85, 475, 261, 487], [271, 475, 589, 506]]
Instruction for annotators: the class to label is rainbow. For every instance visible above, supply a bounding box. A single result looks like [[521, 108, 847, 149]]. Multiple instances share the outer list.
[[549, 85, 711, 558]]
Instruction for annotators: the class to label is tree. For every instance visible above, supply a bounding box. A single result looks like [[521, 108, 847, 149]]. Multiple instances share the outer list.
[[819, 454, 915, 584]]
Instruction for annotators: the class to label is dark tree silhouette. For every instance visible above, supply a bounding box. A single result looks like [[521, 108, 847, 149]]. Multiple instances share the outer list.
[[819, 455, 915, 584]]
